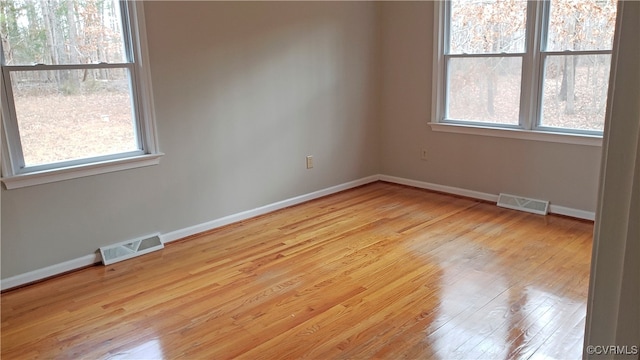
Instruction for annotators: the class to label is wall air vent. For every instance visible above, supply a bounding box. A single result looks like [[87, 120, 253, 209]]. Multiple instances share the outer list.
[[497, 193, 549, 215], [99, 234, 164, 265]]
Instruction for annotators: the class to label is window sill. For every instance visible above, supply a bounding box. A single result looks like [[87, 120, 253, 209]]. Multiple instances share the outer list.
[[1, 153, 164, 189], [428, 122, 602, 147]]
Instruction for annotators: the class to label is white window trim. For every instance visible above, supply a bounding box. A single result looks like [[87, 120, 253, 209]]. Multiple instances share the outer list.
[[1, 153, 163, 189], [1, 1, 162, 189], [428, 121, 602, 147], [430, 1, 606, 146]]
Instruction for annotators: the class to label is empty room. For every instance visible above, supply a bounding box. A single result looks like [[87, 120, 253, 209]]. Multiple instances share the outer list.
[[1, 1, 638, 359]]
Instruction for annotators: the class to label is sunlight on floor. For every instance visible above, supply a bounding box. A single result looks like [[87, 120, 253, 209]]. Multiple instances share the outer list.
[[431, 268, 586, 359], [106, 339, 164, 360]]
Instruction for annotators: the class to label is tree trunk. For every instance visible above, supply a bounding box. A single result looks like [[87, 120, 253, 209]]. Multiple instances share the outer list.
[[565, 55, 575, 115], [486, 27, 499, 117], [41, 0, 60, 85], [1, 0, 20, 65], [98, 0, 107, 79], [66, 0, 79, 64], [487, 75, 495, 116], [66, 0, 81, 89], [559, 14, 577, 115]]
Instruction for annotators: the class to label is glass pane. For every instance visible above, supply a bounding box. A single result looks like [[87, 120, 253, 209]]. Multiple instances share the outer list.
[[447, 57, 522, 125], [449, 0, 527, 54], [10, 68, 139, 166], [1, 0, 126, 65], [546, 0, 617, 51], [540, 55, 611, 132]]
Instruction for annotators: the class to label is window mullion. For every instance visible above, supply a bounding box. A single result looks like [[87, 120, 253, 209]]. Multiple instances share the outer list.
[[532, 1, 552, 131], [126, 1, 156, 154], [520, 1, 546, 131], [125, 63, 144, 152], [442, 55, 450, 120], [432, 0, 448, 124]]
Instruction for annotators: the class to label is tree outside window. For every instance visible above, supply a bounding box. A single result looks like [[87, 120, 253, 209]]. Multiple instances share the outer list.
[[440, 0, 617, 134], [1, 0, 158, 183]]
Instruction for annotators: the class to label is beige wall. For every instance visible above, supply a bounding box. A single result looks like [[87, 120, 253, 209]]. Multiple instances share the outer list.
[[0, 1, 380, 278], [379, 2, 602, 212], [2, 0, 637, 351], [0, 1, 611, 283]]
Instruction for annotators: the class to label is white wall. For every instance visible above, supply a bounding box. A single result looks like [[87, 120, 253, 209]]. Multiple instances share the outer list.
[[379, 2, 602, 212], [0, 1, 380, 279]]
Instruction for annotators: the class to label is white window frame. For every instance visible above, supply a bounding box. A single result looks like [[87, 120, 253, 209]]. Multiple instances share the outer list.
[[430, 1, 608, 147], [1, 0, 162, 189]]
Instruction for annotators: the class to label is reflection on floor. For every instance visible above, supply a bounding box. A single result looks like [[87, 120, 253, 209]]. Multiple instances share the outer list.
[[107, 339, 164, 360], [1, 182, 593, 359]]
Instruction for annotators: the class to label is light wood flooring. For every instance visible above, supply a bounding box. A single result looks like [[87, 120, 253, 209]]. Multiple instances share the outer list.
[[1, 182, 594, 359]]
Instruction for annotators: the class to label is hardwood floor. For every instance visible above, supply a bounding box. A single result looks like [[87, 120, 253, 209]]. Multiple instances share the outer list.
[[1, 182, 593, 359]]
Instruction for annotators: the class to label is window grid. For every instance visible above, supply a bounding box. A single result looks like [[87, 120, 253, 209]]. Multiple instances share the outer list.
[[1, 0, 160, 180], [439, 0, 614, 136]]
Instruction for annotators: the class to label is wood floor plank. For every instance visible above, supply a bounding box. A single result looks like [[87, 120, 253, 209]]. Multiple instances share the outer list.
[[1, 182, 593, 359]]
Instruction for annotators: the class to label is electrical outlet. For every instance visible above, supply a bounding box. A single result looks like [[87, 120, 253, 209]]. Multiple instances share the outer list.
[[421, 149, 428, 161], [306, 155, 314, 169]]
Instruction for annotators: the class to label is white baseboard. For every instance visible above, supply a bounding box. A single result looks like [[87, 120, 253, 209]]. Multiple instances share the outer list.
[[379, 175, 595, 221], [1, 175, 379, 291], [1, 254, 99, 291], [2, 173, 594, 291], [161, 175, 380, 243], [548, 204, 596, 221], [379, 175, 498, 202]]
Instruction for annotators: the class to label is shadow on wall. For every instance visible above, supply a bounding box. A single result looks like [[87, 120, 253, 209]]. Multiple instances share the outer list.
[[146, 1, 378, 210]]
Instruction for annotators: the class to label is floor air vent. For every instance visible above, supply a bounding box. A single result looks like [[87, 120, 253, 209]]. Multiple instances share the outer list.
[[99, 234, 164, 265], [497, 193, 549, 215]]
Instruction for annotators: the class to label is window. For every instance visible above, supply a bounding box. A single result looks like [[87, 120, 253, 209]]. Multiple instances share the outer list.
[[432, 0, 618, 142], [1, 0, 161, 189]]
